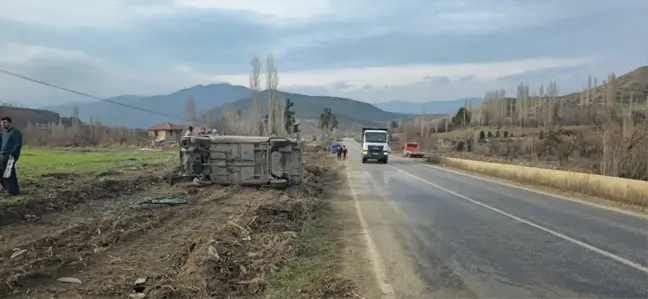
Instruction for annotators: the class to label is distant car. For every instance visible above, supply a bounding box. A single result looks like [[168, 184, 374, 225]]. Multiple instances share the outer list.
[[403, 141, 425, 158], [331, 142, 342, 154]]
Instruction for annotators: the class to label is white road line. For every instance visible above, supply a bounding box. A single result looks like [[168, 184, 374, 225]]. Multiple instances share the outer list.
[[387, 164, 648, 274], [345, 170, 396, 297]]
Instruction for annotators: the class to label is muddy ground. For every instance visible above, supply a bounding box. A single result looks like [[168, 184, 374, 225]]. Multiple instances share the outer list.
[[0, 153, 353, 299]]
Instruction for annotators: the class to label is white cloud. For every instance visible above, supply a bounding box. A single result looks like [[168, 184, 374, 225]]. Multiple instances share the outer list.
[[175, 0, 518, 32], [1, 0, 641, 107], [201, 57, 594, 89], [174, 0, 335, 24], [0, 43, 198, 106], [269, 24, 399, 58], [0, 0, 178, 27], [0, 43, 96, 65], [185, 56, 600, 102]]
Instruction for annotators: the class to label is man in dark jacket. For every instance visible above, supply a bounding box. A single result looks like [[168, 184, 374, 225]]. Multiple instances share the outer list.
[[0, 117, 22, 196], [336, 144, 343, 160]]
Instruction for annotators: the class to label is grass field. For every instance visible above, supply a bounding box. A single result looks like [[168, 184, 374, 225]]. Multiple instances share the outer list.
[[16, 147, 175, 178]]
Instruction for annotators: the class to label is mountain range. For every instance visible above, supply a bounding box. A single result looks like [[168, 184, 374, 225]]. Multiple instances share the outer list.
[[44, 83, 460, 128], [374, 98, 483, 115]]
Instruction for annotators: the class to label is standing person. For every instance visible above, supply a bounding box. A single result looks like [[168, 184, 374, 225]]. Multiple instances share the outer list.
[[198, 127, 207, 135], [342, 145, 348, 160], [336, 144, 343, 160], [0, 117, 22, 196], [184, 125, 194, 137]]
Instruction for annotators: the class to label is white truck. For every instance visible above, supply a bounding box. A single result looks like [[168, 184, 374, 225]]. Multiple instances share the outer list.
[[361, 127, 392, 164]]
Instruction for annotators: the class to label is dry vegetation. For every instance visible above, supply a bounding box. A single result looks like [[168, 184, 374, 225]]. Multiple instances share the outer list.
[[0, 150, 351, 299], [22, 120, 148, 147], [0, 103, 148, 148], [0, 54, 356, 298], [392, 67, 648, 204]]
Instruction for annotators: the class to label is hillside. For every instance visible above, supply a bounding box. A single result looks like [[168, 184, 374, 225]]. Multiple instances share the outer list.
[[0, 106, 61, 128], [211, 90, 413, 126], [45, 83, 251, 128], [44, 83, 415, 128], [519, 66, 648, 123], [400, 66, 648, 184], [431, 66, 648, 126], [558, 66, 647, 110], [375, 98, 483, 115]]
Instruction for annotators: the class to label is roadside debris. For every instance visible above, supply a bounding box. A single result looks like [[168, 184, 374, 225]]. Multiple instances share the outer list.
[[56, 277, 82, 284], [138, 197, 187, 206], [125, 277, 148, 298]]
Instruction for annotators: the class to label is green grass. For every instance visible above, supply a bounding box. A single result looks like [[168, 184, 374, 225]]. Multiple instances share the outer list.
[[16, 147, 175, 179], [265, 207, 351, 299]]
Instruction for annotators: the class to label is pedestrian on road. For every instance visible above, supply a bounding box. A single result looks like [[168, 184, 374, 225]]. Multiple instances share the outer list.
[[0, 117, 22, 197], [342, 145, 348, 160], [336, 144, 343, 160]]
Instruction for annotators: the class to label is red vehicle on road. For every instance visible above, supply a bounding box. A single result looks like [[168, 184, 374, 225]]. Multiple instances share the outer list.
[[403, 141, 425, 158]]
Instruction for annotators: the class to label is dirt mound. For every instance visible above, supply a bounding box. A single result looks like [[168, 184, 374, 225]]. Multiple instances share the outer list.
[[0, 153, 353, 299], [146, 155, 352, 299], [0, 206, 178, 297], [0, 174, 164, 226], [38, 172, 78, 179], [96, 170, 125, 177]]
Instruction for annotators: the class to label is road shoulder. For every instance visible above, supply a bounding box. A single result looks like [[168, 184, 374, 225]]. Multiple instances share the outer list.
[[419, 159, 648, 217], [343, 160, 439, 298]]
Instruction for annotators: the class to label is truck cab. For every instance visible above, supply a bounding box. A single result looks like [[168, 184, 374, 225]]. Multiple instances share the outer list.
[[361, 127, 392, 164], [403, 141, 425, 158]]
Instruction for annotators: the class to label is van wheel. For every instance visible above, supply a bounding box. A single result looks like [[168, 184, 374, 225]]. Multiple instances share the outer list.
[[362, 158, 367, 163]]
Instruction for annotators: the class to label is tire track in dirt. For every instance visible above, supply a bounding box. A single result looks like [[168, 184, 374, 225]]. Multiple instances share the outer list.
[[0, 175, 168, 253], [0, 173, 164, 227], [7, 186, 242, 299], [0, 168, 186, 298]]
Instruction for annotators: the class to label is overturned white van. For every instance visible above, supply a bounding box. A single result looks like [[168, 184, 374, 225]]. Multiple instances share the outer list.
[[172, 135, 303, 187]]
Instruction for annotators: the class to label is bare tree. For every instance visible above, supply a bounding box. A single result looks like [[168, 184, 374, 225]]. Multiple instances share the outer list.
[[186, 94, 197, 125], [265, 54, 281, 136], [249, 56, 262, 135], [72, 106, 80, 119]]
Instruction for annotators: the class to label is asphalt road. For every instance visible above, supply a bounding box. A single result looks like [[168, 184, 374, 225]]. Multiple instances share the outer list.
[[343, 138, 648, 298]]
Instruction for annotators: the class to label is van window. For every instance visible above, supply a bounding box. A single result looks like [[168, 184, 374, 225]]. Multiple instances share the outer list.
[[406, 143, 418, 148]]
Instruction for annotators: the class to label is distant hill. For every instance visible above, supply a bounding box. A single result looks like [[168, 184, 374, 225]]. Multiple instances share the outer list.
[[211, 90, 412, 126], [45, 83, 415, 128], [559, 66, 647, 107], [375, 98, 483, 115], [45, 83, 251, 128], [0, 106, 61, 128]]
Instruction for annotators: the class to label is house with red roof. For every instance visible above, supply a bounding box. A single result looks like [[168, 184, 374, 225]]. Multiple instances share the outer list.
[[147, 122, 185, 141]]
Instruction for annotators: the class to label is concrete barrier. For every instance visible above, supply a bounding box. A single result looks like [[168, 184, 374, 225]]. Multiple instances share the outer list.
[[441, 157, 648, 207]]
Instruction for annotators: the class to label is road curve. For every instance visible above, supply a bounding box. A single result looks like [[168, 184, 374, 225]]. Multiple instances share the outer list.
[[342, 138, 648, 298]]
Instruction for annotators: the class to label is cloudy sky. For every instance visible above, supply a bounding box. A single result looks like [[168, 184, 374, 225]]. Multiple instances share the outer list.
[[0, 0, 646, 107]]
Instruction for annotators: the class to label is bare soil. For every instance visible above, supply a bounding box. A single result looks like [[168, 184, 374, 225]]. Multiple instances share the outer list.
[[0, 153, 353, 299]]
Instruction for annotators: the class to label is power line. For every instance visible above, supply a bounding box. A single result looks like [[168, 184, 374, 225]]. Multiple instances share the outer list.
[[0, 68, 185, 121]]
